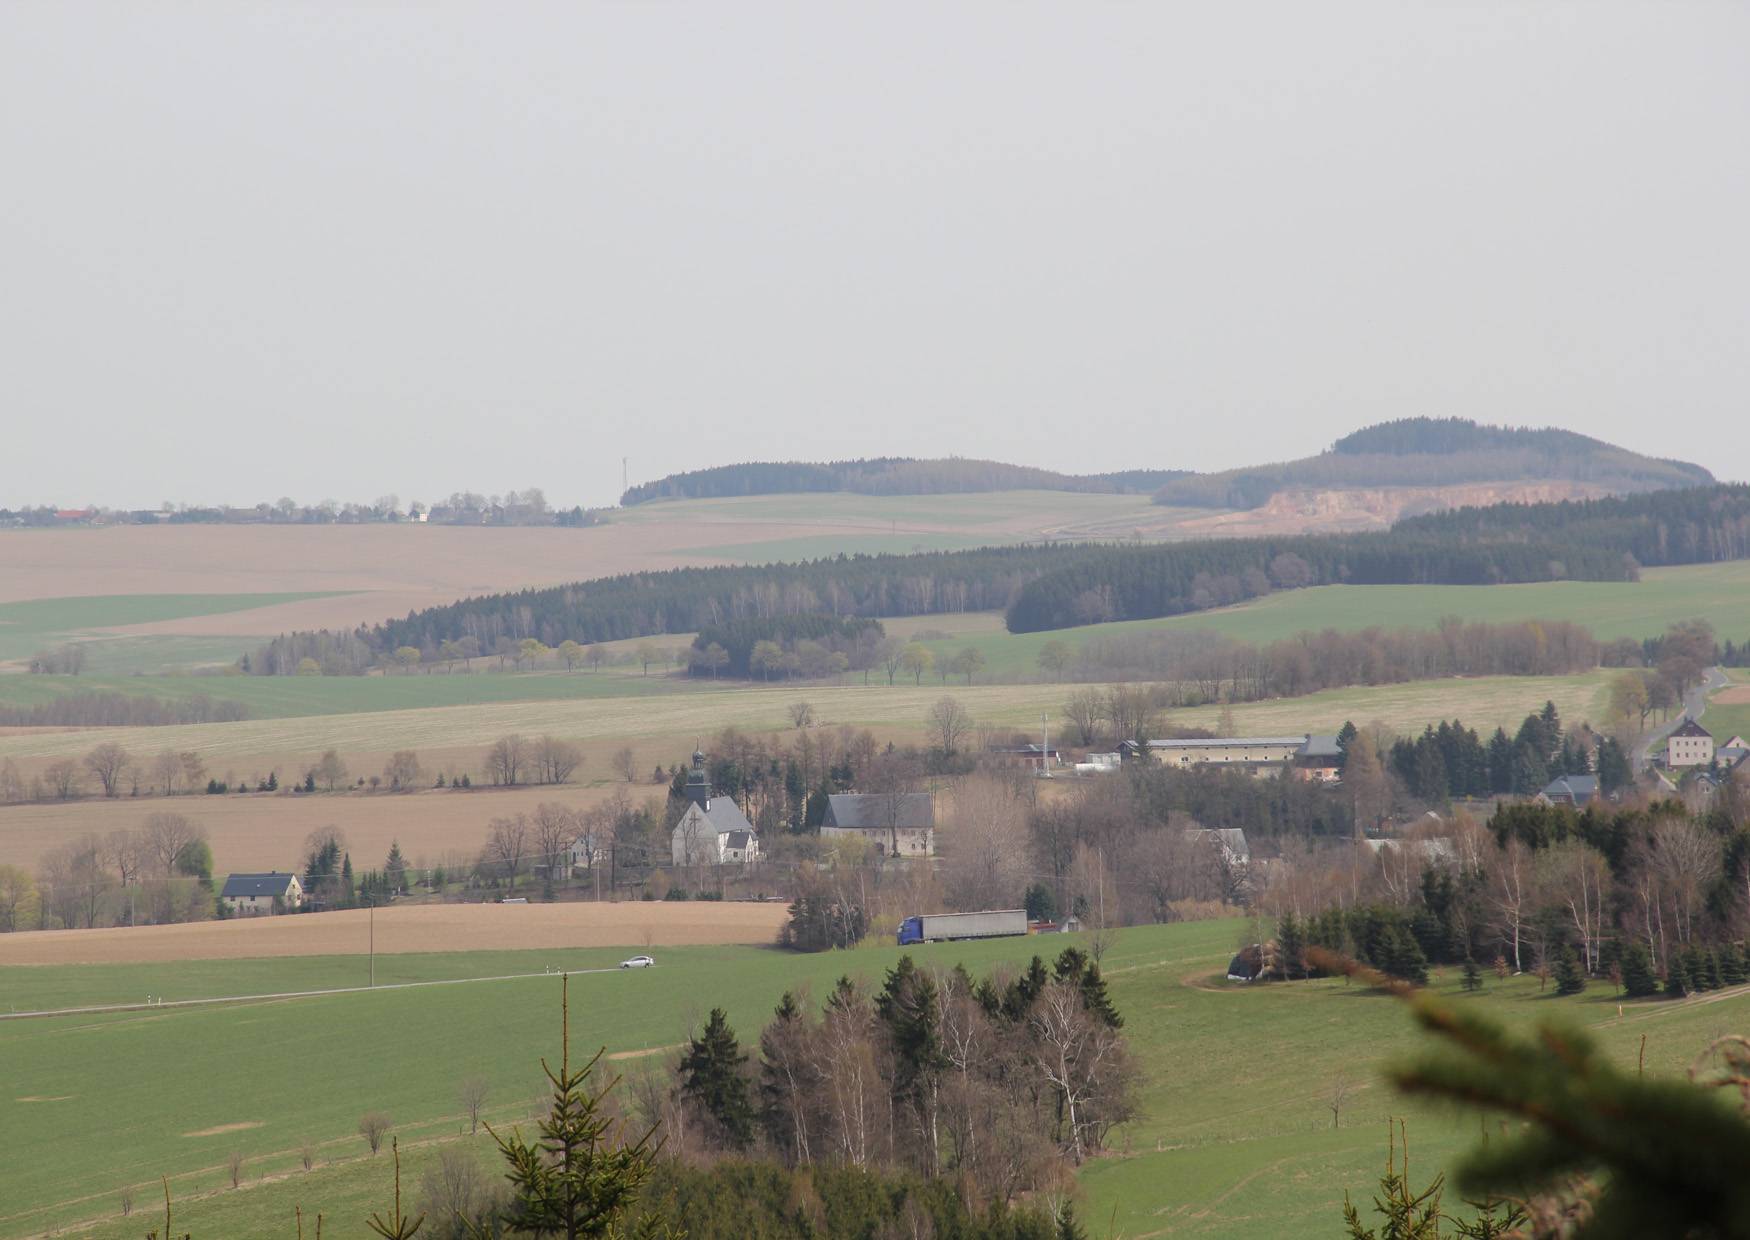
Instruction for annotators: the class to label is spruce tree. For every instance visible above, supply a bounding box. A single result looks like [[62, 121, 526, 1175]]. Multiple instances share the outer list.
[[1620, 943, 1658, 998], [1277, 912, 1305, 981], [1079, 963, 1123, 1029], [484, 975, 669, 1238], [679, 1007, 754, 1149], [1683, 946, 1712, 992], [1665, 956, 1691, 999], [1705, 949, 1725, 991], [1055, 1203, 1090, 1240], [1722, 942, 1749, 987], [384, 841, 408, 893], [1461, 957, 1483, 993], [1553, 946, 1586, 996]]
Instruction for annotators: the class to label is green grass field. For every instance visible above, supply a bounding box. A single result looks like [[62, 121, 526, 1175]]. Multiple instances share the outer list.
[[910, 561, 1750, 680], [0, 593, 337, 669], [4, 920, 1748, 1239], [0, 671, 1614, 764]]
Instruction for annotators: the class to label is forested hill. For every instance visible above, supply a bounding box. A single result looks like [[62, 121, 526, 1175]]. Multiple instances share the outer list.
[[255, 485, 1750, 671], [1005, 484, 1750, 632], [619, 458, 1184, 505], [1152, 417, 1712, 510]]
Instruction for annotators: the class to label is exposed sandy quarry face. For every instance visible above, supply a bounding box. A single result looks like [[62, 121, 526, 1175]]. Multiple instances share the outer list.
[[1174, 480, 1618, 537]]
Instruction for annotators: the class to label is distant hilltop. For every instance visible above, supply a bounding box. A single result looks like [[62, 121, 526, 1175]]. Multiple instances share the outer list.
[[622, 419, 1712, 512], [619, 458, 1185, 506], [1151, 417, 1713, 510]]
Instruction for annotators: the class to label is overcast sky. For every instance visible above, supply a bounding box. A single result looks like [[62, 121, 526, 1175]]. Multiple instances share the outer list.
[[3, 3, 1746, 510]]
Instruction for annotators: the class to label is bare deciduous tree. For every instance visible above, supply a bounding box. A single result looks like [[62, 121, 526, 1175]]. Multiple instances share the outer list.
[[316, 748, 349, 792], [383, 750, 424, 791], [927, 696, 972, 756], [486, 735, 527, 786], [530, 803, 577, 886], [359, 1112, 391, 1154], [143, 813, 200, 878], [84, 743, 133, 798], [459, 1076, 489, 1135], [789, 701, 816, 730], [613, 746, 638, 783], [1329, 1072, 1352, 1129], [150, 751, 183, 796], [484, 815, 530, 891], [44, 758, 83, 800], [534, 736, 583, 785]]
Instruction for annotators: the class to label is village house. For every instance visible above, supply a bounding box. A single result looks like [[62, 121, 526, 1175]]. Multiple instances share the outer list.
[[987, 743, 1062, 772], [820, 792, 936, 857], [1145, 734, 1342, 779], [1535, 774, 1600, 808], [1667, 718, 1715, 768], [669, 750, 760, 867], [220, 872, 303, 915]]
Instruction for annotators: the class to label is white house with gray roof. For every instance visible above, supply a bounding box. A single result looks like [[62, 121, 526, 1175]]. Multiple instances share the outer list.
[[670, 750, 760, 867], [220, 872, 303, 915], [820, 792, 935, 857]]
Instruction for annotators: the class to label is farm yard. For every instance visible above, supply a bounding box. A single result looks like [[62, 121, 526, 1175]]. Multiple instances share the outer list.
[[2, 919, 1747, 1240]]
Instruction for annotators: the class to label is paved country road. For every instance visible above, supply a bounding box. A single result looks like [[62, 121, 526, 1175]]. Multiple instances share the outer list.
[[1634, 665, 1729, 771]]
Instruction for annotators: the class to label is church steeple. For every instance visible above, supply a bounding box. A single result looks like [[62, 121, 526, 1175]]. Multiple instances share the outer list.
[[685, 747, 710, 810]]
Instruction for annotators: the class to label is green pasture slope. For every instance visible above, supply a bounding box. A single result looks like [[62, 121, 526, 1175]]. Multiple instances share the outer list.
[[6, 921, 1750, 1239], [912, 560, 1750, 680], [0, 593, 336, 670], [0, 664, 699, 720]]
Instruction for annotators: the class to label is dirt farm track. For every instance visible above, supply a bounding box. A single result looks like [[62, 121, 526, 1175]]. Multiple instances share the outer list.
[[0, 900, 790, 965]]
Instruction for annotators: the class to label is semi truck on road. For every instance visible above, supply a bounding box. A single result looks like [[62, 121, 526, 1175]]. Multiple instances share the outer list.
[[896, 909, 1028, 945]]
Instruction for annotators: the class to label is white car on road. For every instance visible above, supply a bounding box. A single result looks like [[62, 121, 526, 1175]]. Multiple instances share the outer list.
[[619, 954, 655, 969]]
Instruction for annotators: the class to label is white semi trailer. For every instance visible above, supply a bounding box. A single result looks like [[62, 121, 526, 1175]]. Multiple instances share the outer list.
[[896, 909, 1029, 945]]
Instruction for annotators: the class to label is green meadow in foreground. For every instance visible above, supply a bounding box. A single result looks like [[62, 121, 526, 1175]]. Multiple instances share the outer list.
[[5, 920, 1749, 1239]]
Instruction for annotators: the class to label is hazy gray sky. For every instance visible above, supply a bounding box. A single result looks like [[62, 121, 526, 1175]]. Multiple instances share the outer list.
[[3, 3, 1746, 510]]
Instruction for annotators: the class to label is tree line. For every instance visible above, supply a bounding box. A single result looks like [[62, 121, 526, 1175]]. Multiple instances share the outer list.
[[0, 690, 248, 727], [1013, 482, 1750, 631], [259, 484, 1750, 664]]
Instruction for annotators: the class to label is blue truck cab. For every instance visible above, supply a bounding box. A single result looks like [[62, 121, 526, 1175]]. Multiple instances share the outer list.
[[896, 916, 924, 945]]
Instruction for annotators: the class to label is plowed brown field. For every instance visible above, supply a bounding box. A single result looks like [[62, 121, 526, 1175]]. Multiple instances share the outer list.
[[0, 900, 788, 965]]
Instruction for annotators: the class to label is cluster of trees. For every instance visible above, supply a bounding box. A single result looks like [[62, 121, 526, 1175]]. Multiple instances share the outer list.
[[0, 743, 210, 804], [248, 626, 688, 678], [1154, 416, 1711, 509], [1259, 789, 1750, 999], [0, 691, 248, 727], [1605, 618, 1719, 729], [480, 734, 584, 787], [639, 946, 1133, 1204], [1379, 703, 1631, 803], [620, 456, 1178, 505], [689, 615, 884, 680], [2, 813, 214, 931], [1065, 616, 1609, 706]]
